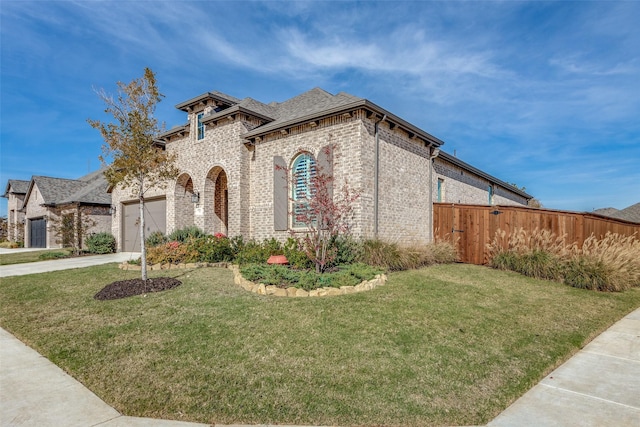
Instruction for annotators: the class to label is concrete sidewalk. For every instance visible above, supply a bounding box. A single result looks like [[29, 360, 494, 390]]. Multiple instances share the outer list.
[[0, 252, 140, 278], [0, 328, 211, 427]]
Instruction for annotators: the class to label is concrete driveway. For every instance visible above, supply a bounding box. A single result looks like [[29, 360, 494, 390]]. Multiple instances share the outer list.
[[0, 251, 140, 278]]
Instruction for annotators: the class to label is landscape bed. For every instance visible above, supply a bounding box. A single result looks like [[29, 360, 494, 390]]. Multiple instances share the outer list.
[[1, 263, 639, 426]]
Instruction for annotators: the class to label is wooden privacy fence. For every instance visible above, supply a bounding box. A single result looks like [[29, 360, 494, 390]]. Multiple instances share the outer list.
[[433, 203, 640, 265]]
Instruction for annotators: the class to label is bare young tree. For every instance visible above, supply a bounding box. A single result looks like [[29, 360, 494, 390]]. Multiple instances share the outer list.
[[48, 205, 97, 255], [88, 68, 179, 281], [282, 145, 360, 273]]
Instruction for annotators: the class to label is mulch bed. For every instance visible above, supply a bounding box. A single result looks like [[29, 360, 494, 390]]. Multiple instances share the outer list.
[[94, 277, 182, 300]]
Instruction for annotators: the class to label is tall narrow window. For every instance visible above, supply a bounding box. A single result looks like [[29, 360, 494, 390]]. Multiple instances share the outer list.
[[437, 178, 444, 202], [197, 113, 205, 140], [488, 184, 494, 205], [291, 153, 316, 228]]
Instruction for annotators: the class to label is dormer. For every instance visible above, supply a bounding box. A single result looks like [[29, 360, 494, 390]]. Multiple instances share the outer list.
[[175, 91, 239, 114]]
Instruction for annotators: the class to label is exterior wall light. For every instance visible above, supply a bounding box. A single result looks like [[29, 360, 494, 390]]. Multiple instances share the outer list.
[[109, 205, 116, 215], [191, 192, 200, 204]]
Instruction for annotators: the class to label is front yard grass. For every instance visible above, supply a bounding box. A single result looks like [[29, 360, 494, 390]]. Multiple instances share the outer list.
[[1, 263, 638, 426], [0, 249, 71, 265]]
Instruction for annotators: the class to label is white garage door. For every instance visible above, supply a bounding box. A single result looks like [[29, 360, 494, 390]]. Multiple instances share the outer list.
[[122, 198, 166, 252]]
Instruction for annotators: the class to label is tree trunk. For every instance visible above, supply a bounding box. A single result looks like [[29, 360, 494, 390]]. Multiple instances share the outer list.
[[139, 188, 147, 281]]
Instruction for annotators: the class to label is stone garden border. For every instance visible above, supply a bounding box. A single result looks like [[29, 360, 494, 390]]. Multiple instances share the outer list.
[[119, 262, 387, 297]]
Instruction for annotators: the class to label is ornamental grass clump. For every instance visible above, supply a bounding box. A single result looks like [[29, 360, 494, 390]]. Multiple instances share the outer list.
[[359, 239, 457, 271], [565, 232, 640, 291], [488, 228, 640, 292]]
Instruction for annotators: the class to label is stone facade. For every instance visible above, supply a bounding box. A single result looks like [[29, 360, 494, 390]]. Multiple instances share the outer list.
[[3, 181, 27, 243], [21, 182, 111, 249], [4, 170, 114, 249], [110, 88, 531, 249]]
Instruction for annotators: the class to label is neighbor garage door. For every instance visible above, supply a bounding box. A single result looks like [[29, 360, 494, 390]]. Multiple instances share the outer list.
[[122, 198, 166, 252], [29, 218, 47, 248]]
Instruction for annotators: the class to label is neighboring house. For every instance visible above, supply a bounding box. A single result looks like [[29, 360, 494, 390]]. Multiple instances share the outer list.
[[3, 179, 29, 243], [434, 151, 531, 206], [111, 87, 532, 251], [18, 169, 112, 248]]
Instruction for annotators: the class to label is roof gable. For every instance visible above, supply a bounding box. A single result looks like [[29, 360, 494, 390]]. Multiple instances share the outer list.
[[3, 179, 30, 198], [22, 169, 111, 208], [175, 91, 241, 112]]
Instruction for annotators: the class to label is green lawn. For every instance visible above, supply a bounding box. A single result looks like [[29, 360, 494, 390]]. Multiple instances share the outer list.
[[0, 249, 71, 265], [1, 263, 638, 426]]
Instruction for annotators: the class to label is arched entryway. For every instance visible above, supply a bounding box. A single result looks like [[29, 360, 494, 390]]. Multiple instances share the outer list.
[[175, 173, 195, 230], [204, 167, 228, 235]]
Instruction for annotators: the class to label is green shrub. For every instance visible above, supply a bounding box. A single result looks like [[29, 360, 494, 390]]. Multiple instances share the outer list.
[[85, 232, 116, 254], [235, 239, 280, 265], [229, 235, 246, 258], [168, 226, 205, 243], [331, 235, 363, 266], [283, 237, 313, 269], [38, 251, 69, 260], [145, 231, 167, 248], [239, 262, 382, 291], [187, 235, 233, 263]]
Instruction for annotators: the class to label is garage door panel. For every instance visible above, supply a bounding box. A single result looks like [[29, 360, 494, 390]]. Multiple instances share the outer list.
[[29, 218, 47, 248], [122, 198, 166, 252]]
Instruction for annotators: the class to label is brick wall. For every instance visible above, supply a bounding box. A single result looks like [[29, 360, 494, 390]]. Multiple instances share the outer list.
[[23, 183, 54, 247], [110, 104, 529, 250], [361, 118, 434, 244], [6, 192, 25, 242], [249, 114, 365, 241], [434, 158, 528, 206]]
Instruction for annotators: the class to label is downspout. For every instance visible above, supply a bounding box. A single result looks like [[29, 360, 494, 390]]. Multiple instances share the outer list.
[[429, 146, 441, 242], [374, 114, 387, 239]]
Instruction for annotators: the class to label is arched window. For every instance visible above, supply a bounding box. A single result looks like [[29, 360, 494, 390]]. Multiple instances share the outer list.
[[291, 152, 316, 228]]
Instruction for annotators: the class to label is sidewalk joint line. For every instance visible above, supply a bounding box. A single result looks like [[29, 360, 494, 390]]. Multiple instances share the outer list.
[[582, 349, 640, 364], [540, 383, 640, 411]]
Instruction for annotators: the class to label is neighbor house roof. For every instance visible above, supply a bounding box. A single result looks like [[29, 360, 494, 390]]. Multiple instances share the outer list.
[[594, 202, 640, 223], [2, 179, 30, 198], [21, 169, 111, 210], [438, 151, 533, 200]]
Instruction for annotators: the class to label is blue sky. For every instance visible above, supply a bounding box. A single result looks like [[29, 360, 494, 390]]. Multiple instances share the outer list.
[[1, 1, 639, 216]]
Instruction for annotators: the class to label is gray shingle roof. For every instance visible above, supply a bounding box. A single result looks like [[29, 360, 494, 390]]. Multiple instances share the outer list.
[[270, 87, 360, 123], [239, 88, 444, 146], [619, 203, 640, 223], [3, 179, 30, 198], [25, 168, 111, 207], [59, 168, 111, 205], [594, 203, 640, 223], [174, 87, 444, 147]]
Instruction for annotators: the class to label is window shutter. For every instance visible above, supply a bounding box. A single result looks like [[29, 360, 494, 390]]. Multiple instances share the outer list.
[[317, 145, 333, 201], [273, 156, 288, 231]]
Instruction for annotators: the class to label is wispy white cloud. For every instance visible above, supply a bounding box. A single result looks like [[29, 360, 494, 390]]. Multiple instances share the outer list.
[[2, 0, 639, 213]]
